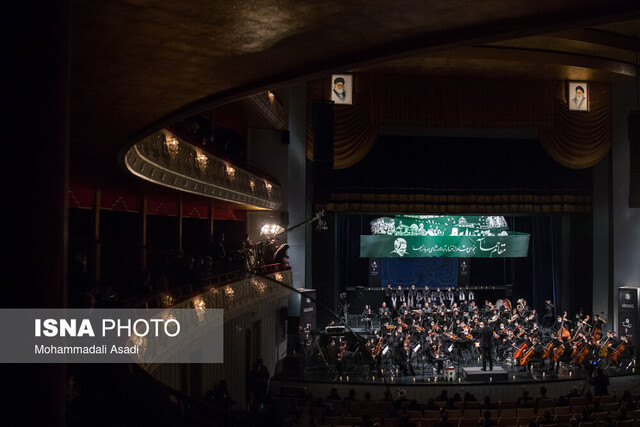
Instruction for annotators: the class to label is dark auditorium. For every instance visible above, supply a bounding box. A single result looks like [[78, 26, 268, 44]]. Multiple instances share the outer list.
[[7, 2, 640, 426]]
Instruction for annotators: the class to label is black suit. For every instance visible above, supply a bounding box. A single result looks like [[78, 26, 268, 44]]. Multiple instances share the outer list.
[[479, 326, 494, 370]]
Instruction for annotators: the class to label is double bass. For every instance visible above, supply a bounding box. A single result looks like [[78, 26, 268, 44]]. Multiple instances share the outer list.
[[558, 311, 571, 339]]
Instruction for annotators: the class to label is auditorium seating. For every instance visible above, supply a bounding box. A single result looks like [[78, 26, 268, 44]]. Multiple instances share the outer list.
[[297, 392, 640, 427]]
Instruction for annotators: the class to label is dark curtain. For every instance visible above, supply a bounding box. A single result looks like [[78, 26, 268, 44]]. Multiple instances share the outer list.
[[511, 216, 563, 314]]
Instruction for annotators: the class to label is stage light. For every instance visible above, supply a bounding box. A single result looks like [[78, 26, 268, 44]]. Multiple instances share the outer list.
[[261, 223, 284, 239], [225, 165, 236, 180], [165, 136, 180, 155]]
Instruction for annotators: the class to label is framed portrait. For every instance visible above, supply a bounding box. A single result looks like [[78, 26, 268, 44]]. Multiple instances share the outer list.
[[568, 81, 588, 111], [330, 74, 353, 105]]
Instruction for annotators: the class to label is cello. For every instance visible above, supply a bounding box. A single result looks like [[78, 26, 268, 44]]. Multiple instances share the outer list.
[[520, 345, 535, 366], [609, 341, 626, 364], [542, 340, 555, 360]]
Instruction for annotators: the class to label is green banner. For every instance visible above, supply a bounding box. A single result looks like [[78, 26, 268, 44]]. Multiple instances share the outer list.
[[360, 234, 530, 258], [370, 215, 510, 237]]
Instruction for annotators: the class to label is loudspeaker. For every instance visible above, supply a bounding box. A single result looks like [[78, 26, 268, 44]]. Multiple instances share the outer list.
[[281, 130, 290, 145], [629, 111, 640, 208], [505, 284, 514, 298], [280, 211, 289, 227], [282, 354, 303, 376]]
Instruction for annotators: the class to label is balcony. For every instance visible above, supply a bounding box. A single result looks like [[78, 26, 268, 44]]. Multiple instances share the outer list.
[[124, 129, 282, 210]]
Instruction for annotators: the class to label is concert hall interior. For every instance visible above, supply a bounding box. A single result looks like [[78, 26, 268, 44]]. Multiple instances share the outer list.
[[8, 1, 640, 426]]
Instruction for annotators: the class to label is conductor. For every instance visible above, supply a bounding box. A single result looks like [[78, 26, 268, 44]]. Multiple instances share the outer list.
[[479, 322, 494, 371]]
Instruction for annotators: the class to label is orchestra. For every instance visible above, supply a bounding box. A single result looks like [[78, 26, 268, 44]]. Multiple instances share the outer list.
[[302, 286, 635, 379]]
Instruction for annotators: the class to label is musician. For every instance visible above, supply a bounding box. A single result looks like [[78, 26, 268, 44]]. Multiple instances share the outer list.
[[525, 309, 539, 327], [415, 290, 424, 309], [446, 287, 455, 307], [424, 286, 432, 302], [379, 302, 390, 317], [407, 285, 417, 308], [362, 304, 374, 330], [458, 287, 466, 303], [479, 321, 494, 371], [432, 288, 443, 305], [543, 300, 555, 327], [390, 290, 398, 310], [379, 310, 391, 327], [466, 285, 475, 301], [617, 335, 634, 366], [385, 284, 394, 305], [395, 286, 406, 306]]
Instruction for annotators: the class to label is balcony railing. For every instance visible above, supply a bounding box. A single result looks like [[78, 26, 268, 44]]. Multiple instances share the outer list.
[[124, 129, 282, 210]]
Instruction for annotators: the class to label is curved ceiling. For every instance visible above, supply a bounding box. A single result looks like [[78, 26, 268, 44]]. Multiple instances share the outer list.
[[69, 0, 640, 186]]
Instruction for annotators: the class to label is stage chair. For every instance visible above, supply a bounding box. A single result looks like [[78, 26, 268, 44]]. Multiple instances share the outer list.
[[421, 418, 439, 427], [554, 414, 572, 425], [331, 400, 344, 409], [538, 424, 558, 427], [603, 402, 620, 412], [599, 396, 615, 404], [570, 397, 587, 406], [448, 409, 462, 418], [500, 400, 518, 409], [458, 416, 480, 427], [361, 400, 377, 410], [484, 409, 499, 419], [536, 399, 554, 410], [497, 416, 518, 427], [516, 416, 535, 426], [578, 422, 594, 427], [436, 401, 448, 409], [629, 409, 640, 419], [618, 420, 634, 427], [571, 405, 586, 414], [345, 400, 361, 411], [370, 418, 383, 425], [407, 410, 423, 419], [409, 418, 421, 427], [379, 401, 393, 410], [500, 408, 517, 418], [371, 409, 386, 418], [466, 401, 482, 410], [347, 408, 367, 418], [343, 416, 360, 424], [464, 409, 481, 418], [553, 407, 571, 416], [323, 415, 342, 425], [453, 401, 465, 410], [517, 407, 534, 418], [383, 418, 399, 427], [590, 412, 607, 422], [424, 410, 441, 419], [311, 407, 323, 416]]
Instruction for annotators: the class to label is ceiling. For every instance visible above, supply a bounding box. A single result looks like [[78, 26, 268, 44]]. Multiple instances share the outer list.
[[68, 0, 640, 191]]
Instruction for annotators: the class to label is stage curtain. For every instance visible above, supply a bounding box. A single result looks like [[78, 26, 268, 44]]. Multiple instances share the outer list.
[[539, 81, 611, 169], [307, 73, 611, 172], [306, 75, 379, 169], [369, 74, 554, 129]]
